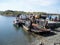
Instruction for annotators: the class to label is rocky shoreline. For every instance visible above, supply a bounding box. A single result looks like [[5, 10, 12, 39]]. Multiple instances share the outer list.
[[30, 28, 60, 45]]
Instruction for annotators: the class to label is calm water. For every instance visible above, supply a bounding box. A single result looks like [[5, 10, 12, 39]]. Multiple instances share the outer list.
[[0, 15, 42, 45]]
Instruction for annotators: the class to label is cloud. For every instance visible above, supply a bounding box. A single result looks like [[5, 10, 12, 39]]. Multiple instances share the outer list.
[[23, 0, 59, 6], [0, 0, 60, 13]]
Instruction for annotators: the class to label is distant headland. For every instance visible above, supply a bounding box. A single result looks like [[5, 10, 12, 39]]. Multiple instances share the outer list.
[[0, 10, 60, 16]]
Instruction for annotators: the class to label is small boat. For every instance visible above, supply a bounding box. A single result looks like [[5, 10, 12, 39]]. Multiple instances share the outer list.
[[23, 23, 50, 33], [13, 19, 25, 27]]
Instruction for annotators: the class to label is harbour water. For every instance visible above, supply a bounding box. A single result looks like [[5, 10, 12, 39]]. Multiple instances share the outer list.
[[0, 15, 41, 45], [0, 15, 60, 45]]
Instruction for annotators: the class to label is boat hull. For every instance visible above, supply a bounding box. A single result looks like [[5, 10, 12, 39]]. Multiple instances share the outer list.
[[23, 25, 50, 33]]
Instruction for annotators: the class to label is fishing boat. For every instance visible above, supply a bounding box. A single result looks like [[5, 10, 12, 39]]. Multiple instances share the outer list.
[[23, 23, 50, 33], [46, 15, 60, 29], [13, 14, 28, 27], [47, 21, 60, 29]]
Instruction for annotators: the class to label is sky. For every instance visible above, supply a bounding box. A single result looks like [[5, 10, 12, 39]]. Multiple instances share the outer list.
[[0, 0, 60, 13]]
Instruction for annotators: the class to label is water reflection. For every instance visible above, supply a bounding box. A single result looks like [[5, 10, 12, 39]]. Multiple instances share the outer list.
[[13, 24, 20, 30]]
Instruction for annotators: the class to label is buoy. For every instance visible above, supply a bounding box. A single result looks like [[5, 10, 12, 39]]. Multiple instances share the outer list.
[[35, 15, 40, 19]]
